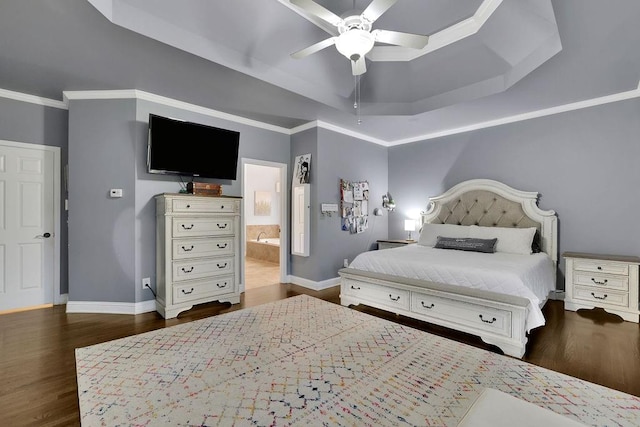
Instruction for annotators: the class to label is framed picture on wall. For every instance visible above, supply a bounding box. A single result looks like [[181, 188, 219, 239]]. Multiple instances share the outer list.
[[293, 153, 311, 185], [254, 191, 272, 216]]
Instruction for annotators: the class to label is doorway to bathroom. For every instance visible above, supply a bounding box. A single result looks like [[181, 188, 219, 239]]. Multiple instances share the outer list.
[[241, 159, 288, 291]]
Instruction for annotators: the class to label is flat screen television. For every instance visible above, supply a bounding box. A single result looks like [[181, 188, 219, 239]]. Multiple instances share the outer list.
[[147, 114, 240, 180]]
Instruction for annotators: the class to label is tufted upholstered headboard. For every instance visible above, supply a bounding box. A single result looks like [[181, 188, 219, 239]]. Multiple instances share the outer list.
[[422, 179, 558, 264]]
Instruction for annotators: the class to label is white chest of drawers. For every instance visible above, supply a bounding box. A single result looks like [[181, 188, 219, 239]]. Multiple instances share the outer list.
[[563, 252, 640, 323], [155, 193, 241, 318]]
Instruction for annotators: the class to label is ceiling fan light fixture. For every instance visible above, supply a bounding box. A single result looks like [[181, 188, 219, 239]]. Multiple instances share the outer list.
[[335, 29, 375, 61]]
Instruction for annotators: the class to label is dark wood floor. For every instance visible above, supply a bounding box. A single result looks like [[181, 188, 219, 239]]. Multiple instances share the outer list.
[[1, 285, 638, 426]]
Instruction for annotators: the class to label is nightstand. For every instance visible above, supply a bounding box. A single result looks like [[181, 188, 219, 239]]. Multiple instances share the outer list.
[[563, 252, 640, 323], [377, 239, 417, 250]]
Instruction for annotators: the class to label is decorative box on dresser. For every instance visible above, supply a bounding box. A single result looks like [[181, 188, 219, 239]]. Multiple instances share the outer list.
[[563, 252, 640, 322], [155, 193, 242, 319]]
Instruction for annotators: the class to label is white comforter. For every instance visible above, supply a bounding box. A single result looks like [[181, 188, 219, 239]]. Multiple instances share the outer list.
[[348, 245, 555, 331]]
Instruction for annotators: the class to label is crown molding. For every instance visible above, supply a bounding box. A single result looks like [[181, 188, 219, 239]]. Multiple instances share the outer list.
[[390, 85, 640, 146], [289, 120, 318, 135], [62, 89, 291, 134], [316, 121, 391, 146], [289, 120, 390, 145], [0, 88, 67, 110], [4, 83, 639, 148]]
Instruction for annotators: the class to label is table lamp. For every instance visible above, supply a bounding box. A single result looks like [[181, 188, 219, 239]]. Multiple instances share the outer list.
[[404, 219, 416, 240]]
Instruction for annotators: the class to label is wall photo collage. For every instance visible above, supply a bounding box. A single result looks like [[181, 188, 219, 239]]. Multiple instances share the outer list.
[[340, 179, 369, 234]]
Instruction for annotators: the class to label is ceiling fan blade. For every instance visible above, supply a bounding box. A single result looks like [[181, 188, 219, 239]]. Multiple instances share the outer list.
[[290, 0, 343, 27], [351, 57, 367, 76], [291, 37, 336, 59], [361, 0, 398, 23], [373, 29, 428, 49]]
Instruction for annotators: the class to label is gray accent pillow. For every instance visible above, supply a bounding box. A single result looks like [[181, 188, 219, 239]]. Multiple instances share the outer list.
[[434, 236, 497, 253]]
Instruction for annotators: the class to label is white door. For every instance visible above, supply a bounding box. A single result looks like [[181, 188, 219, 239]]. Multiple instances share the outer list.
[[0, 142, 56, 311]]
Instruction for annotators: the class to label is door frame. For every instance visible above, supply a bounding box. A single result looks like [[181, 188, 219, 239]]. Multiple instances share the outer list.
[[240, 158, 288, 291], [0, 139, 62, 305]]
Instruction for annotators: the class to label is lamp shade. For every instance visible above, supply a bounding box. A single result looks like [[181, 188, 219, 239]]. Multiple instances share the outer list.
[[404, 219, 416, 232]]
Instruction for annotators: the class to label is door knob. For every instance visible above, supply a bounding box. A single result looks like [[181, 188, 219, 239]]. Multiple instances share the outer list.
[[36, 232, 52, 239]]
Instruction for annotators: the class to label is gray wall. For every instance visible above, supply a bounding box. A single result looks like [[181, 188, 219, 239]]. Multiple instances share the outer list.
[[290, 128, 319, 280], [67, 98, 137, 302], [134, 99, 291, 303], [66, 96, 290, 303], [388, 98, 640, 289], [290, 127, 389, 282], [0, 97, 69, 293]]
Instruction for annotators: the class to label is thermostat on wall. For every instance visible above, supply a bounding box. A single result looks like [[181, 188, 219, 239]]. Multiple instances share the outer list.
[[109, 188, 123, 198], [321, 203, 338, 214]]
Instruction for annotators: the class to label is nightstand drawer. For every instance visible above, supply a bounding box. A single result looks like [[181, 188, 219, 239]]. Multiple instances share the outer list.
[[573, 260, 629, 276], [573, 286, 629, 308], [573, 272, 628, 291]]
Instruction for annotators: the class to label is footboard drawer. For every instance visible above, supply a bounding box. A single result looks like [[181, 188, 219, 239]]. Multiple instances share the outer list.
[[411, 291, 512, 337], [342, 279, 410, 311]]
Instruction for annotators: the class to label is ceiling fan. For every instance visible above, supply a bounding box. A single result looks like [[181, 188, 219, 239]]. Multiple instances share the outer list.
[[290, 0, 428, 76]]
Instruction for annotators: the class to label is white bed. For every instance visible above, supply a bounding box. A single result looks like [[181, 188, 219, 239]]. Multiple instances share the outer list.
[[339, 179, 558, 358]]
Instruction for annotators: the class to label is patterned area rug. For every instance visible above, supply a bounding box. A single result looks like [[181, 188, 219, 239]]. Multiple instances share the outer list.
[[76, 295, 640, 426]]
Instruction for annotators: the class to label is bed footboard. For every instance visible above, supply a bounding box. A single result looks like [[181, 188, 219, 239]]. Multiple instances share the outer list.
[[338, 268, 530, 358]]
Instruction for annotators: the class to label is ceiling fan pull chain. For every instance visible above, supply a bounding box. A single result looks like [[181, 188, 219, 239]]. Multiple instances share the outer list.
[[356, 75, 362, 125], [354, 75, 358, 109]]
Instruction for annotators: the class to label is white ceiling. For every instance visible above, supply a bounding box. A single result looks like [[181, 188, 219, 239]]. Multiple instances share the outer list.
[[1, 1, 640, 144]]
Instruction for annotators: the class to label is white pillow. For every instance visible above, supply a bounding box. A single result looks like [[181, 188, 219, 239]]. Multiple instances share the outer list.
[[468, 225, 536, 255], [418, 223, 470, 247]]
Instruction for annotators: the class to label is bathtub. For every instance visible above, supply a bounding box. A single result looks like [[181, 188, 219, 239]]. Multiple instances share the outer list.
[[251, 238, 280, 246], [246, 238, 280, 263]]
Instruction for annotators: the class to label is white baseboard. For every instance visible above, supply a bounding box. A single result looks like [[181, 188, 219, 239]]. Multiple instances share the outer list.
[[66, 299, 157, 315], [548, 290, 565, 301], [288, 275, 340, 291], [55, 293, 69, 305]]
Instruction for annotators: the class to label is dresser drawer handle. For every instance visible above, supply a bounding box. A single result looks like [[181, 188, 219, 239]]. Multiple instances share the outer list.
[[350, 285, 361, 290], [186, 204, 191, 209], [591, 278, 608, 285], [216, 282, 228, 288], [591, 292, 608, 300], [181, 288, 194, 295], [181, 267, 194, 273], [181, 245, 194, 252], [217, 243, 228, 249], [181, 224, 194, 230], [389, 294, 401, 302], [221, 205, 224, 209], [216, 262, 228, 269], [217, 223, 228, 229], [479, 315, 497, 324], [421, 302, 435, 309], [597, 266, 602, 270]]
